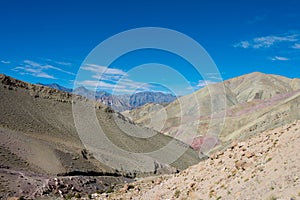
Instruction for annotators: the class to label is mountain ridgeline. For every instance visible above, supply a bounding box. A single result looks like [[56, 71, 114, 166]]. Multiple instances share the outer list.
[[39, 83, 177, 112], [1, 72, 300, 199], [123, 72, 300, 151]]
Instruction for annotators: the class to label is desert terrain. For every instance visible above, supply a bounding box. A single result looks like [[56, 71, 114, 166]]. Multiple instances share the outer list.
[[1, 72, 300, 199]]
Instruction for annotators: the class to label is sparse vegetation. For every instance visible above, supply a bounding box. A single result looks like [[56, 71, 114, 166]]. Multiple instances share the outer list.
[[268, 195, 277, 200], [209, 189, 215, 198], [74, 193, 81, 198], [266, 157, 272, 162], [174, 190, 181, 198]]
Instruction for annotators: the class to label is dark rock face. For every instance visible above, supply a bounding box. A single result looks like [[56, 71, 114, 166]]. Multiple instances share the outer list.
[[99, 92, 177, 112], [128, 92, 177, 108]]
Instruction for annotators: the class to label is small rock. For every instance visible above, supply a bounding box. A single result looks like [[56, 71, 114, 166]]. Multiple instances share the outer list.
[[235, 160, 248, 170], [245, 151, 255, 158]]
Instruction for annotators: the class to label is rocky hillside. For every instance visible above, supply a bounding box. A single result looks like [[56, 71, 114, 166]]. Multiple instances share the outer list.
[[98, 120, 300, 200], [0, 74, 199, 199], [123, 72, 300, 153]]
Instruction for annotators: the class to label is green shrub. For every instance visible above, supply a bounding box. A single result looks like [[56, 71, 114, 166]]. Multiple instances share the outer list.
[[174, 190, 181, 198]]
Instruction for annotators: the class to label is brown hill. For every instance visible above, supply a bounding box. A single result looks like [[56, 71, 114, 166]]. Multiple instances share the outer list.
[[100, 120, 300, 199], [123, 72, 300, 154], [0, 74, 200, 199]]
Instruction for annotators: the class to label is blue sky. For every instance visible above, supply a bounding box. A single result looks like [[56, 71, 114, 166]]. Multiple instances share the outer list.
[[1, 0, 300, 95]]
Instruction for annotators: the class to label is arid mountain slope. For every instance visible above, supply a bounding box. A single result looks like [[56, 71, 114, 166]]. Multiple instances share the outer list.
[[0, 74, 199, 198], [123, 72, 300, 152], [0, 74, 200, 174], [100, 120, 300, 200]]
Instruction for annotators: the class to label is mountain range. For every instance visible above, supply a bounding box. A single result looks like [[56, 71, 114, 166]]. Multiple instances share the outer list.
[[38, 83, 177, 112], [2, 72, 300, 199]]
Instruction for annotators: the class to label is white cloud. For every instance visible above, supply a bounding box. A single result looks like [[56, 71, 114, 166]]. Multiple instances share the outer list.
[[55, 61, 72, 66], [76, 78, 151, 94], [80, 64, 153, 93], [234, 33, 299, 49], [269, 56, 290, 61], [12, 60, 75, 79], [204, 73, 223, 81], [1, 60, 11, 64], [233, 41, 250, 49], [34, 72, 56, 79], [43, 58, 73, 66], [24, 60, 75, 75], [292, 43, 300, 49], [13, 66, 55, 79], [185, 80, 218, 92], [77, 80, 117, 88], [117, 79, 149, 89], [197, 80, 217, 87], [82, 64, 126, 76]]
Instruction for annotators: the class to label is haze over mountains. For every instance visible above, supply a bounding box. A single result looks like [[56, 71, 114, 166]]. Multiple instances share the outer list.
[[39, 83, 177, 112]]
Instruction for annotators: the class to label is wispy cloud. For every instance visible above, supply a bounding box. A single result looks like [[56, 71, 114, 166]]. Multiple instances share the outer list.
[[197, 80, 217, 87], [55, 61, 72, 66], [76, 79, 150, 93], [24, 60, 75, 75], [185, 79, 217, 92], [292, 43, 300, 49], [44, 58, 72, 66], [1, 60, 10, 64], [234, 33, 299, 49], [77, 80, 116, 88], [12, 60, 75, 79], [269, 56, 290, 61], [13, 66, 55, 79], [82, 64, 126, 76], [205, 72, 224, 81], [233, 41, 250, 49], [79, 64, 152, 93]]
